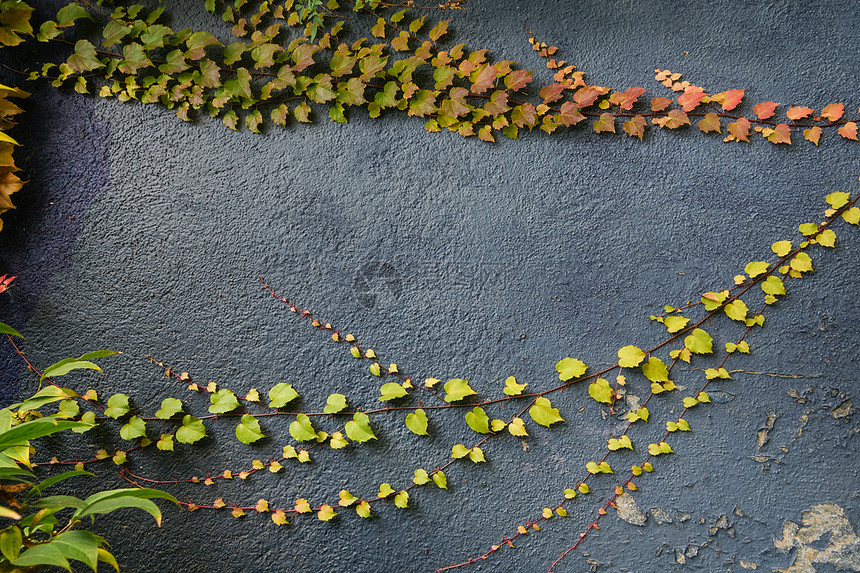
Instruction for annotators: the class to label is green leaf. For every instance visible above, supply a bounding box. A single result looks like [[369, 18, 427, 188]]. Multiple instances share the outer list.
[[432, 470, 447, 489], [289, 414, 316, 442], [344, 412, 376, 443], [155, 398, 183, 419], [588, 378, 613, 404], [617, 345, 646, 368], [468, 447, 486, 463], [16, 385, 75, 411], [73, 488, 178, 526], [378, 482, 395, 498], [443, 379, 477, 402], [56, 3, 92, 27], [355, 500, 371, 518], [684, 328, 713, 354], [724, 300, 749, 322], [209, 389, 240, 414], [0, 525, 22, 561], [379, 382, 408, 401], [119, 416, 146, 441], [68, 40, 103, 73], [761, 276, 786, 296], [641, 357, 669, 382], [464, 407, 490, 434], [826, 191, 850, 209], [663, 315, 689, 333], [413, 468, 430, 485], [0, 321, 23, 338], [744, 261, 769, 278], [186, 31, 220, 61], [790, 252, 813, 272], [175, 415, 206, 444], [41, 359, 102, 382], [104, 393, 130, 419], [394, 491, 409, 508], [529, 397, 564, 427], [268, 383, 300, 408], [323, 393, 347, 414], [772, 240, 793, 257], [405, 408, 429, 436], [798, 222, 819, 236], [451, 444, 469, 459], [11, 542, 72, 571], [102, 20, 131, 47], [556, 357, 588, 381], [235, 414, 264, 444], [502, 375, 527, 396]]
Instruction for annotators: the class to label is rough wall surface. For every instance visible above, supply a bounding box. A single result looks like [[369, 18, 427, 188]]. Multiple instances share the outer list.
[[0, 1, 858, 572]]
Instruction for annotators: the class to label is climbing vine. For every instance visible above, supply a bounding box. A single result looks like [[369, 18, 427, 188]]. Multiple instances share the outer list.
[[0, 1, 858, 572]]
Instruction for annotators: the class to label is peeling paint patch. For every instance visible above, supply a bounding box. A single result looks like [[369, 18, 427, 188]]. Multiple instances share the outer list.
[[614, 493, 647, 526], [739, 558, 757, 569], [773, 504, 860, 573], [832, 399, 852, 419], [758, 409, 777, 448], [649, 507, 673, 525]]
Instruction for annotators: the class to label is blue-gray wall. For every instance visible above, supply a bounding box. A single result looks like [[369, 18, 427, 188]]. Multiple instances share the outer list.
[[1, 1, 858, 571]]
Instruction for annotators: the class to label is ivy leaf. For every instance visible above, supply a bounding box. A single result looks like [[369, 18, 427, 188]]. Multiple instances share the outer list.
[[623, 115, 646, 140], [761, 276, 786, 296], [289, 414, 317, 442], [338, 490, 358, 507], [556, 357, 588, 381], [155, 398, 183, 420], [428, 19, 448, 41], [156, 434, 174, 451], [527, 397, 563, 427], [838, 122, 858, 141], [727, 117, 750, 142], [317, 505, 337, 521], [724, 300, 749, 322], [268, 383, 299, 408], [641, 357, 669, 382], [588, 378, 613, 405], [451, 444, 470, 459], [504, 69, 532, 91], [664, 315, 689, 333], [378, 482, 395, 498], [430, 470, 447, 489], [379, 382, 408, 401], [104, 393, 131, 419], [119, 416, 147, 441], [236, 414, 264, 444], [786, 106, 814, 120], [626, 407, 649, 423], [617, 345, 646, 368], [443, 379, 477, 402], [650, 97, 672, 111], [753, 101, 779, 119], [405, 408, 429, 436], [345, 412, 376, 443], [791, 252, 813, 272], [803, 126, 822, 145], [413, 469, 431, 485], [593, 112, 615, 133], [503, 375, 527, 396], [766, 123, 792, 145], [324, 393, 347, 414], [816, 229, 837, 248], [246, 110, 263, 133], [355, 501, 371, 518], [684, 328, 713, 354], [175, 415, 207, 444], [57, 2, 91, 27], [697, 112, 721, 133], [820, 102, 844, 122], [744, 261, 769, 278], [468, 447, 486, 463], [826, 192, 851, 209], [609, 86, 646, 110], [539, 83, 565, 104], [465, 407, 490, 433], [394, 491, 409, 508], [678, 86, 705, 111], [507, 417, 528, 436], [608, 435, 633, 450], [209, 389, 239, 414]]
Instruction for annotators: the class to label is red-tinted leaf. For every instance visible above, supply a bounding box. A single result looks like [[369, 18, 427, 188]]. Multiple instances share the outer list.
[[477, 124, 494, 142], [623, 115, 646, 140], [786, 106, 813, 120], [713, 88, 744, 111], [838, 121, 858, 140], [592, 112, 615, 133], [292, 44, 321, 72], [766, 123, 791, 144], [727, 117, 750, 141], [650, 97, 672, 112], [821, 102, 844, 122], [574, 85, 609, 107], [557, 102, 584, 126], [753, 101, 779, 120], [803, 125, 822, 145], [654, 109, 690, 129], [428, 20, 448, 42], [609, 87, 646, 111], [408, 90, 436, 117], [470, 64, 498, 94], [504, 69, 532, 91], [391, 31, 410, 52], [539, 83, 565, 104], [677, 86, 705, 112], [511, 103, 536, 129], [697, 112, 721, 133], [484, 90, 510, 115]]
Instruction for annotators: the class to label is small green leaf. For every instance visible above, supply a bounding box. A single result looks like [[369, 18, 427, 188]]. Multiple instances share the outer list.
[[683, 397, 699, 408], [503, 375, 527, 396], [771, 240, 793, 257], [529, 397, 564, 427], [556, 357, 588, 381], [826, 191, 850, 209], [175, 415, 206, 444], [432, 470, 447, 489], [641, 357, 669, 382], [744, 261, 769, 278], [588, 378, 613, 405], [617, 345, 646, 368], [156, 434, 174, 451], [323, 394, 347, 414], [468, 447, 486, 463], [209, 389, 240, 414], [663, 315, 689, 333], [0, 321, 23, 338], [684, 328, 713, 354], [451, 444, 470, 459], [268, 383, 300, 408], [724, 299, 749, 322], [379, 382, 408, 401], [236, 414, 264, 444], [443, 379, 477, 402], [41, 359, 102, 382], [798, 222, 819, 236], [464, 407, 490, 434], [762, 276, 786, 296], [289, 414, 317, 442], [155, 398, 183, 419], [355, 501, 371, 518], [413, 469, 430, 485], [394, 491, 409, 508], [119, 416, 146, 441], [405, 408, 429, 436], [344, 412, 376, 443], [104, 394, 130, 419]]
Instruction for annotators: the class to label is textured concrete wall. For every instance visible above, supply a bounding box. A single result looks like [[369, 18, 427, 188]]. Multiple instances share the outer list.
[[1, 1, 858, 572]]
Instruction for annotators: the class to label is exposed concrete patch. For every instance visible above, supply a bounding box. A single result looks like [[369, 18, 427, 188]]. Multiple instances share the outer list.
[[758, 409, 777, 449], [832, 399, 852, 419], [615, 493, 647, 526], [773, 504, 860, 573]]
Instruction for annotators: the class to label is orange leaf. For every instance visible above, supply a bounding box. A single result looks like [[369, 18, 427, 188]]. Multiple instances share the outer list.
[[697, 112, 721, 133], [821, 102, 844, 122], [677, 86, 705, 112], [726, 117, 750, 142], [539, 83, 565, 104], [557, 101, 585, 126], [573, 85, 609, 107], [592, 112, 615, 133], [803, 126, 822, 145], [786, 106, 813, 120], [753, 101, 779, 120], [650, 97, 672, 112], [766, 123, 791, 144], [623, 115, 646, 140], [716, 88, 744, 111], [837, 121, 857, 140], [608, 87, 646, 111], [654, 109, 690, 129], [470, 64, 498, 94]]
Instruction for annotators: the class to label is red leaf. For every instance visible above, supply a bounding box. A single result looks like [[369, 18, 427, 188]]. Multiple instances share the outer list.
[[592, 112, 615, 133], [573, 85, 609, 107], [753, 101, 779, 120], [650, 97, 672, 112], [623, 115, 646, 140], [838, 121, 858, 140], [483, 90, 509, 115], [539, 83, 565, 104], [608, 87, 646, 111], [470, 64, 498, 94], [504, 69, 532, 91], [803, 126, 821, 145], [821, 102, 844, 122], [727, 117, 750, 141], [765, 123, 791, 144], [677, 86, 705, 112], [653, 109, 690, 129], [557, 102, 585, 126], [786, 106, 813, 120], [716, 88, 744, 111]]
